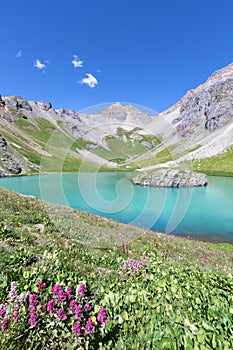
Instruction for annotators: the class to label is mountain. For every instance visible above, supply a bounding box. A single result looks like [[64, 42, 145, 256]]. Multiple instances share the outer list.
[[0, 62, 233, 176]]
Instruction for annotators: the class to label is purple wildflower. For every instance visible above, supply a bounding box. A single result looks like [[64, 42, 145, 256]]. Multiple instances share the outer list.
[[74, 305, 83, 321], [13, 311, 19, 321], [18, 294, 25, 305], [29, 294, 38, 327], [52, 283, 62, 296], [1, 317, 9, 332], [29, 311, 38, 327], [9, 281, 18, 302], [78, 283, 86, 298], [85, 317, 95, 334], [66, 287, 73, 300], [37, 280, 46, 293], [58, 290, 67, 303], [84, 304, 91, 311], [57, 309, 67, 321], [52, 284, 67, 303], [69, 300, 77, 313], [73, 321, 82, 338], [29, 294, 38, 306], [97, 307, 108, 325], [47, 300, 55, 313], [0, 304, 6, 318]]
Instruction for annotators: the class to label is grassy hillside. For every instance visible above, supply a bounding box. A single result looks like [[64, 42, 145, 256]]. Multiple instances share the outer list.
[[0, 116, 112, 174], [193, 146, 233, 176], [0, 188, 232, 349]]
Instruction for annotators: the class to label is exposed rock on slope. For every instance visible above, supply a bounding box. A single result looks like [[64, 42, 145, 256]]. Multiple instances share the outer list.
[[132, 169, 208, 187], [0, 134, 22, 176]]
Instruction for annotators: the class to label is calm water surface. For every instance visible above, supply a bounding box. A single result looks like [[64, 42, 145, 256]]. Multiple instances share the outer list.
[[0, 172, 232, 243]]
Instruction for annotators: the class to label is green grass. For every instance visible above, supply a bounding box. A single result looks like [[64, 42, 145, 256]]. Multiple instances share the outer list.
[[15, 117, 57, 146], [130, 147, 174, 168], [0, 187, 232, 349], [193, 146, 233, 176]]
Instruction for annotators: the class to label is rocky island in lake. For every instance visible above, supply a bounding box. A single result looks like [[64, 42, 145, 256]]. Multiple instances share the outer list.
[[132, 168, 208, 187]]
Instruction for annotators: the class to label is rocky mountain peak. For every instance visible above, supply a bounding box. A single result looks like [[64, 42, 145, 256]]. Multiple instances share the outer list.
[[206, 62, 233, 85], [168, 62, 233, 136]]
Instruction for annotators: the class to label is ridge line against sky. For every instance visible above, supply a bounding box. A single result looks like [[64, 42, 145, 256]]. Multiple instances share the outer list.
[[1, 0, 233, 113]]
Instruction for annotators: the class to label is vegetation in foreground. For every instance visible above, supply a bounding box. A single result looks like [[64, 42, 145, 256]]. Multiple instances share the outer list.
[[0, 188, 232, 349]]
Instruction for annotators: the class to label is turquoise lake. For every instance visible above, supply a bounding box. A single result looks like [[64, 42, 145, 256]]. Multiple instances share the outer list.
[[0, 172, 233, 243]]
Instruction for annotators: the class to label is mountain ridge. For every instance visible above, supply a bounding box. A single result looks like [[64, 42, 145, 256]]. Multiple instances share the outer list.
[[1, 62, 233, 175]]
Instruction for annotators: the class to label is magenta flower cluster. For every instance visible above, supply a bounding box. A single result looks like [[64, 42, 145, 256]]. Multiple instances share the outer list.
[[0, 280, 108, 343], [121, 258, 147, 279], [29, 294, 38, 327]]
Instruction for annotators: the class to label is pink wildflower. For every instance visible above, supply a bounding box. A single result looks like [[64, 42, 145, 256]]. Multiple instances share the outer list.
[[37, 280, 46, 293], [57, 309, 67, 321], [0, 304, 6, 318], [1, 317, 9, 332], [78, 283, 86, 298], [13, 311, 19, 321], [85, 317, 95, 334], [47, 300, 55, 313], [73, 321, 82, 338], [97, 307, 108, 325]]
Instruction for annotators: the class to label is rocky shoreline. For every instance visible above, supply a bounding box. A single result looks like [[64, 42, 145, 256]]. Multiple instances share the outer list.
[[132, 169, 208, 187]]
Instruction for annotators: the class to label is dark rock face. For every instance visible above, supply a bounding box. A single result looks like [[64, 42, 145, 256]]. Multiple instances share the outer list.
[[3, 96, 32, 111], [0, 95, 5, 107], [172, 67, 233, 136], [0, 135, 22, 175], [132, 169, 208, 187], [57, 108, 81, 121]]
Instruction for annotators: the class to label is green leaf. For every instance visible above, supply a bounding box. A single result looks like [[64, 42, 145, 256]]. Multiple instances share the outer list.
[[202, 321, 214, 331], [121, 310, 129, 321], [212, 333, 217, 348]]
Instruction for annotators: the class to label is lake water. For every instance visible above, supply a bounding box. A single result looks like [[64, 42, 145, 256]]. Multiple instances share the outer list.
[[0, 172, 233, 243]]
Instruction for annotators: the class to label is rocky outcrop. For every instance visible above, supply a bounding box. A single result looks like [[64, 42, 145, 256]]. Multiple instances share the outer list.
[[171, 63, 233, 136], [3, 96, 32, 111], [56, 108, 81, 121], [34, 101, 53, 111], [132, 169, 208, 187], [0, 135, 22, 176], [0, 95, 5, 107]]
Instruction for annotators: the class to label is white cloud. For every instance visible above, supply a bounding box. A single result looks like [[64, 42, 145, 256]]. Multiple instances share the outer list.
[[16, 50, 22, 58], [34, 59, 47, 70], [80, 73, 98, 88], [72, 55, 83, 68]]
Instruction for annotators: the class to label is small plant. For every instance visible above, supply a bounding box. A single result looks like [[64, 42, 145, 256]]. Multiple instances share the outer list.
[[0, 281, 108, 349]]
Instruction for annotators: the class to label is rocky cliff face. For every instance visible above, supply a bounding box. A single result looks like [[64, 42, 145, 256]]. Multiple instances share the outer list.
[[0, 134, 22, 176], [169, 63, 233, 136]]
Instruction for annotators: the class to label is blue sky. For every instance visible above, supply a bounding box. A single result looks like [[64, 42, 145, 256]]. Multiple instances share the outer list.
[[1, 0, 233, 113]]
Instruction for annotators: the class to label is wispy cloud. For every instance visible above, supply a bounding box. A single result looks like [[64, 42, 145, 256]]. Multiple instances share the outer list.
[[34, 59, 47, 70], [16, 50, 22, 58], [72, 55, 83, 68], [80, 73, 98, 88]]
